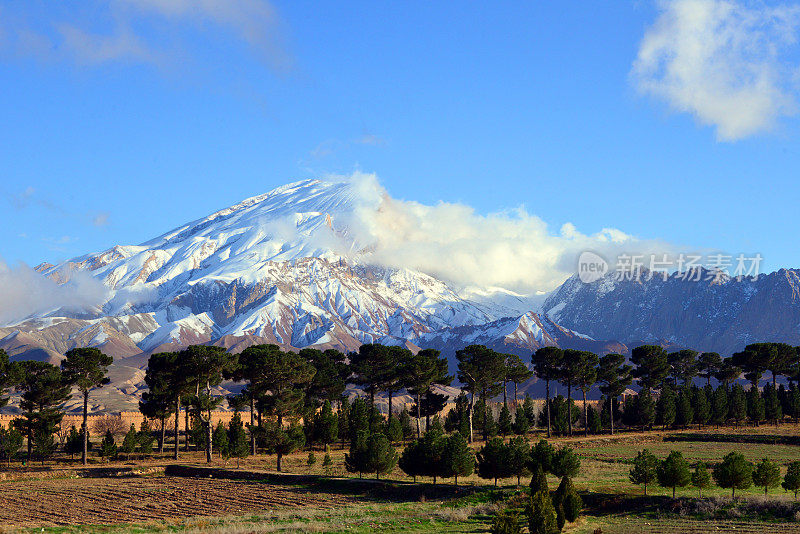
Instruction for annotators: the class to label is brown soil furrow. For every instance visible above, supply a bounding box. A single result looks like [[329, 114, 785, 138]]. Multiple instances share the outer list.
[[0, 475, 355, 527]]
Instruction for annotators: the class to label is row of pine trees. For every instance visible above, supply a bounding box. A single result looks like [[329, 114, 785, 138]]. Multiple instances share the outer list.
[[1, 341, 800, 466]]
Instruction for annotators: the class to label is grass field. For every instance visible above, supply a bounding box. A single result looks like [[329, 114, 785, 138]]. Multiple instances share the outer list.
[[3, 425, 800, 532]]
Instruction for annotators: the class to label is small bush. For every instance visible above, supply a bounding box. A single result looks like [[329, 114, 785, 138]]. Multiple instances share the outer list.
[[490, 508, 521, 534]]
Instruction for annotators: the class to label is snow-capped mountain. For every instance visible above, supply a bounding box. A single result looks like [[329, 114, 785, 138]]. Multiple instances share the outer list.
[[543, 268, 800, 354], [0, 179, 585, 381], [4, 178, 796, 411]]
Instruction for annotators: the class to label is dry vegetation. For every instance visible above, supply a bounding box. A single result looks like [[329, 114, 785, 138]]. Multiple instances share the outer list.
[[3, 426, 800, 532]]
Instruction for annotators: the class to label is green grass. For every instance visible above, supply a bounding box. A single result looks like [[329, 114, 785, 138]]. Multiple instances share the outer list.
[[13, 501, 493, 533], [6, 426, 800, 532]]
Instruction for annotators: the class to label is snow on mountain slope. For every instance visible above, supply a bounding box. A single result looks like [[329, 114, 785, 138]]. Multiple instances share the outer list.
[[10, 178, 572, 366], [542, 268, 800, 354]]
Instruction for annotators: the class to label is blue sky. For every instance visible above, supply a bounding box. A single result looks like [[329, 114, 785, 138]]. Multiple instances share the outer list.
[[1, 0, 799, 277]]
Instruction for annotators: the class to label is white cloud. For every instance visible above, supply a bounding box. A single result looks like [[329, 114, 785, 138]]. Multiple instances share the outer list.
[[0, 0, 291, 71], [354, 134, 385, 146], [0, 260, 108, 326], [308, 134, 386, 160], [119, 0, 291, 71], [56, 23, 157, 66], [92, 212, 110, 227], [323, 173, 678, 292], [633, 0, 800, 141]]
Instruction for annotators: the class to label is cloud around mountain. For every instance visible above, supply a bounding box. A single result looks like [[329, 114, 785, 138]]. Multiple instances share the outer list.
[[0, 259, 108, 325], [2, 173, 678, 326], [314, 172, 678, 293]]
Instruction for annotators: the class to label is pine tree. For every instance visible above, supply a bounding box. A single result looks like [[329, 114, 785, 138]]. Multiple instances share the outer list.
[[729, 384, 747, 426], [477, 437, 510, 486], [244, 347, 313, 470], [265, 423, 305, 472], [574, 351, 598, 437], [698, 352, 722, 386], [504, 353, 533, 409], [418, 426, 445, 485], [121, 424, 138, 458], [513, 407, 530, 436], [557, 349, 596, 437], [554, 475, 582, 524], [498, 405, 513, 437], [0, 424, 22, 466], [349, 344, 399, 430], [65, 426, 83, 460], [540, 395, 578, 436], [444, 393, 470, 434], [693, 386, 711, 428], [596, 353, 633, 435], [212, 421, 230, 461], [676, 388, 694, 429], [475, 399, 499, 439], [307, 450, 316, 467], [629, 449, 658, 495], [300, 347, 348, 406], [631, 345, 669, 389], [637, 388, 656, 430], [551, 446, 580, 479], [345, 430, 370, 478], [100, 430, 117, 460], [529, 464, 548, 494], [657, 451, 691, 498], [0, 350, 18, 411], [61, 347, 113, 466], [14, 361, 71, 462], [527, 488, 557, 534], [522, 395, 537, 430], [403, 348, 453, 438], [143, 351, 185, 459], [752, 458, 780, 496], [411, 391, 449, 431], [506, 436, 530, 486], [691, 462, 711, 497], [668, 349, 699, 387], [713, 451, 753, 498], [32, 427, 56, 463], [529, 439, 555, 474], [763, 384, 782, 425], [228, 412, 249, 468], [347, 398, 370, 442], [338, 396, 351, 448], [364, 432, 397, 480], [399, 409, 414, 440], [782, 461, 800, 499], [656, 384, 676, 429], [440, 431, 474, 485], [398, 437, 425, 482], [322, 451, 333, 473], [587, 405, 602, 434], [386, 416, 403, 443], [712, 385, 729, 427], [182, 345, 239, 463], [532, 346, 564, 439], [313, 400, 339, 449], [138, 420, 155, 455], [788, 383, 800, 422], [747, 385, 765, 425]]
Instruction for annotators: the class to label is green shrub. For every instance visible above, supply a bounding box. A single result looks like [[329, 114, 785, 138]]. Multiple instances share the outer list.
[[490, 508, 521, 534]]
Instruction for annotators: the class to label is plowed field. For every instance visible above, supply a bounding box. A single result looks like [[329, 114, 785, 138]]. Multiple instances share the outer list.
[[0, 475, 357, 527]]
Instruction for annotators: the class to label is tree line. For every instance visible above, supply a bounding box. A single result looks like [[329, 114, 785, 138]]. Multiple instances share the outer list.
[[629, 448, 800, 500], [2, 341, 800, 467]]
